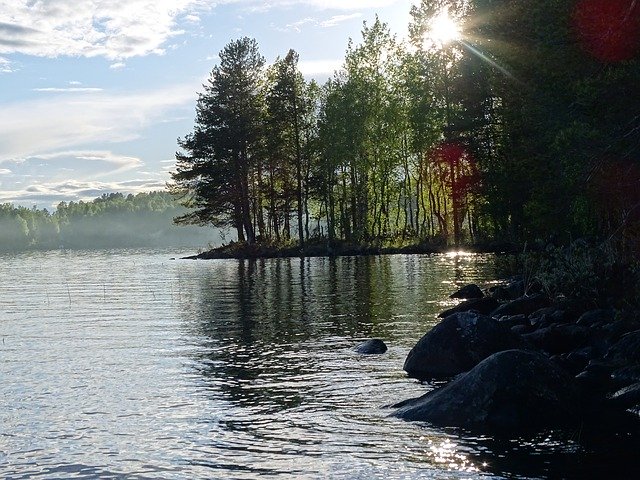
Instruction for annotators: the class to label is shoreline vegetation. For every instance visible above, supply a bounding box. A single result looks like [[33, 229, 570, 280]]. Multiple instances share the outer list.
[[0, 191, 220, 252], [185, 238, 520, 260], [169, 2, 640, 268]]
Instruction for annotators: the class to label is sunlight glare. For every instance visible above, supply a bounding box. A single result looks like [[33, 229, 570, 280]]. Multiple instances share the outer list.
[[429, 10, 461, 47]]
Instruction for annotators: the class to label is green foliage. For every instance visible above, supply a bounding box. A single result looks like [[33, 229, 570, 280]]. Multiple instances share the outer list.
[[523, 241, 640, 308], [171, 37, 265, 244], [172, 1, 640, 253]]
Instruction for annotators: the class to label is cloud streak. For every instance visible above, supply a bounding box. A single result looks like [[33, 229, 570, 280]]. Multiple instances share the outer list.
[[0, 84, 196, 163], [33, 87, 104, 93]]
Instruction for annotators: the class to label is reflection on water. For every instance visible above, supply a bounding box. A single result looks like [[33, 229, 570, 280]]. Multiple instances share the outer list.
[[1, 249, 638, 479]]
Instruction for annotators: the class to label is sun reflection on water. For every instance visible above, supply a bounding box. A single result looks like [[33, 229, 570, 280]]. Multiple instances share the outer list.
[[422, 437, 483, 474]]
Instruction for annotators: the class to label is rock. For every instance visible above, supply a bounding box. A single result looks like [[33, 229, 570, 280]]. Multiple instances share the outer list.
[[611, 365, 640, 388], [354, 339, 388, 355], [511, 324, 533, 335], [437, 297, 499, 318], [529, 308, 566, 328], [577, 309, 615, 328], [521, 324, 589, 355], [605, 330, 640, 365], [449, 284, 484, 299], [394, 350, 580, 433], [403, 312, 528, 380], [564, 347, 596, 375], [496, 314, 528, 329], [488, 278, 525, 301], [490, 293, 550, 318], [608, 382, 640, 410]]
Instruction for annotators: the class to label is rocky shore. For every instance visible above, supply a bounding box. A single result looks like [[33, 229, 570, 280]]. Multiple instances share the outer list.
[[384, 278, 640, 434]]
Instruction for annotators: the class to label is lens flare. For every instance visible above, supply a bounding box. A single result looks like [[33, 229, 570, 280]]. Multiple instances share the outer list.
[[429, 10, 461, 47], [573, 0, 640, 62]]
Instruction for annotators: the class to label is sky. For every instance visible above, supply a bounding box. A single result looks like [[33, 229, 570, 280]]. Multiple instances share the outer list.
[[0, 0, 414, 209]]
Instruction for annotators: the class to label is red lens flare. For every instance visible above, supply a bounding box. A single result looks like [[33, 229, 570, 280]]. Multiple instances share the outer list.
[[573, 0, 640, 62]]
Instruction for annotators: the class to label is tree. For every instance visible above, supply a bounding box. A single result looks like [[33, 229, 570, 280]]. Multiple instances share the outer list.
[[264, 49, 308, 247], [170, 37, 265, 244]]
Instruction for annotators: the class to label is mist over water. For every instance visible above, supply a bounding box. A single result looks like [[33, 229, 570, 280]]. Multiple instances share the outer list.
[[1, 250, 636, 479]]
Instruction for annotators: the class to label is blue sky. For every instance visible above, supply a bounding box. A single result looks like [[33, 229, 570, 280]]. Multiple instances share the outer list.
[[0, 0, 413, 209]]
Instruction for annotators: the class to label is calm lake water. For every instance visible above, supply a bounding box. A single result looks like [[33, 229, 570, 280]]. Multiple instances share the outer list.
[[1, 249, 638, 479]]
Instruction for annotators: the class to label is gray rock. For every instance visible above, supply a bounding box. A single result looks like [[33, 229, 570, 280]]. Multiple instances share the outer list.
[[354, 339, 388, 355], [450, 284, 484, 299], [394, 350, 580, 433], [403, 312, 528, 380]]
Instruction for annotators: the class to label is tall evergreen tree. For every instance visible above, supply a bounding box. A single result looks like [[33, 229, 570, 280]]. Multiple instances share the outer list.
[[170, 37, 265, 244]]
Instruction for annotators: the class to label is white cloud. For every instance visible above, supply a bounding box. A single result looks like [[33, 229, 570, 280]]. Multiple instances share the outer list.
[[35, 150, 144, 174], [33, 87, 104, 93], [282, 17, 316, 33], [278, 12, 363, 33], [0, 1, 403, 60], [0, 84, 196, 162], [0, 0, 206, 60], [320, 13, 364, 27], [109, 62, 126, 69], [0, 168, 11, 175], [0, 56, 16, 73], [226, 0, 400, 13]]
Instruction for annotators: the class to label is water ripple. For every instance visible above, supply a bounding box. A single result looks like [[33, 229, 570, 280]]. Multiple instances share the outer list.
[[3, 249, 637, 478]]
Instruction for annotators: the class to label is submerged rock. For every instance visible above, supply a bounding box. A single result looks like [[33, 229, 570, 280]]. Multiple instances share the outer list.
[[449, 284, 484, 300], [403, 312, 528, 380], [354, 339, 388, 355], [394, 350, 580, 433]]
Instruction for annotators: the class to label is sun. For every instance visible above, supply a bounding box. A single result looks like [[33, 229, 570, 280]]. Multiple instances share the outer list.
[[429, 10, 461, 47]]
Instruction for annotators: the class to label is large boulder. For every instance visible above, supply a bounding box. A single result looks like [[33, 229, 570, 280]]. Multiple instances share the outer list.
[[403, 312, 528, 380], [394, 350, 580, 433]]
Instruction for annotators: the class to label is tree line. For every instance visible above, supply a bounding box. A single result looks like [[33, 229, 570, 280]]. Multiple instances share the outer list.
[[171, 0, 640, 252], [0, 191, 219, 252]]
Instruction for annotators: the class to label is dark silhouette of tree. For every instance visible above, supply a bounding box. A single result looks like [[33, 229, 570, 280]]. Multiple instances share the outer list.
[[171, 37, 265, 244]]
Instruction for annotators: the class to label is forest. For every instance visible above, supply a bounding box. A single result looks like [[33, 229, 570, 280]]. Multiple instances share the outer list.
[[0, 191, 219, 252], [171, 0, 640, 256]]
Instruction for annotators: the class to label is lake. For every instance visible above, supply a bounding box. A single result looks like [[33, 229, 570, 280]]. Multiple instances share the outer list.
[[1, 249, 638, 479]]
